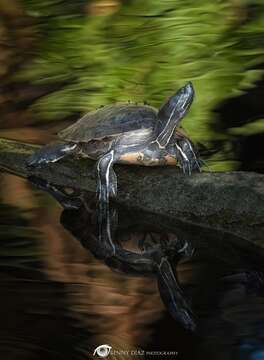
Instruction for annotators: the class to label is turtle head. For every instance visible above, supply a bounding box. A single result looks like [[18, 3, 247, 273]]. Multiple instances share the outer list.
[[158, 82, 194, 126], [171, 81, 194, 110]]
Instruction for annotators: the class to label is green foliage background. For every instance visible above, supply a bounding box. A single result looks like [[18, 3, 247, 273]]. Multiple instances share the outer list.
[[18, 0, 264, 170]]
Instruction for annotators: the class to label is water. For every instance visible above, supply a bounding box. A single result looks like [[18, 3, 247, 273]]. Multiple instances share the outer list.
[[1, 1, 264, 359], [0, 167, 264, 360]]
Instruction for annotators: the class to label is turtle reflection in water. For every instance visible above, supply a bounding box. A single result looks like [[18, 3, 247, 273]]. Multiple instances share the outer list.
[[27, 82, 200, 219], [29, 177, 196, 331]]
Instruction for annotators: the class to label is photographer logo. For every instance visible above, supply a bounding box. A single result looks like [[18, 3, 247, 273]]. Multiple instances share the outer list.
[[93, 344, 112, 358]]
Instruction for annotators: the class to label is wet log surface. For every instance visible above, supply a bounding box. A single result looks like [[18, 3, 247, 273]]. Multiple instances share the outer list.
[[0, 137, 263, 245]]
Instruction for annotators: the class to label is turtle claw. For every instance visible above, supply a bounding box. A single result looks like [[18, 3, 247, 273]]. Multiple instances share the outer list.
[[198, 158, 211, 172]]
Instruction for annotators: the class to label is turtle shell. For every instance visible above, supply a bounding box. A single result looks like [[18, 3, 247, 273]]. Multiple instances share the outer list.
[[58, 104, 157, 142]]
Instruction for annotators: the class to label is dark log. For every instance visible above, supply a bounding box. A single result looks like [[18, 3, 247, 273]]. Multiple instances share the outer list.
[[0, 137, 263, 245]]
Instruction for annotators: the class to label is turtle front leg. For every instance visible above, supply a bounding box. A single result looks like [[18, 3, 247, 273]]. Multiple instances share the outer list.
[[175, 143, 192, 175], [175, 137, 201, 175], [178, 138, 201, 173]]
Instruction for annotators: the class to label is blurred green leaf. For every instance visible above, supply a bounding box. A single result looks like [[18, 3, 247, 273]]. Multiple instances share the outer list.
[[18, 0, 264, 170]]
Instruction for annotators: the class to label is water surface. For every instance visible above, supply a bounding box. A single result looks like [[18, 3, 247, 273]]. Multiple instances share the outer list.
[[1, 169, 264, 360]]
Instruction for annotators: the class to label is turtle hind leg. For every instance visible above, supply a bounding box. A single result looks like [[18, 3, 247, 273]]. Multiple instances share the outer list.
[[27, 143, 78, 167], [176, 138, 201, 175]]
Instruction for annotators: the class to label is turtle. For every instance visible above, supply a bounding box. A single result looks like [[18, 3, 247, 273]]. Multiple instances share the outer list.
[[27, 82, 199, 212]]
